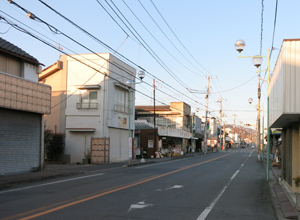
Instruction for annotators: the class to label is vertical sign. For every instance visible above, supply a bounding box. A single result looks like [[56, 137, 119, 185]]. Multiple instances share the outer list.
[[129, 137, 132, 159]]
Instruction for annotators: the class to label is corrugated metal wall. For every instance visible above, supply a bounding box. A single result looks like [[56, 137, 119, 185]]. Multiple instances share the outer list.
[[0, 107, 41, 175]]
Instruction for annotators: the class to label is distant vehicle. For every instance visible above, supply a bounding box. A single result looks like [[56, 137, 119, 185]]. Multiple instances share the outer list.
[[241, 145, 245, 148], [251, 145, 255, 148]]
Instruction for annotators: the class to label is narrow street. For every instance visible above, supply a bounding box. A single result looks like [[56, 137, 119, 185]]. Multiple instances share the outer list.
[[0, 149, 277, 220]]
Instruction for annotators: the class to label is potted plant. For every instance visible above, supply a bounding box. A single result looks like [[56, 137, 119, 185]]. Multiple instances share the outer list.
[[293, 176, 300, 211]]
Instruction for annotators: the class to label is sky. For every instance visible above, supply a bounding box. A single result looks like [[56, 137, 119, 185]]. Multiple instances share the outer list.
[[1, 0, 300, 127]]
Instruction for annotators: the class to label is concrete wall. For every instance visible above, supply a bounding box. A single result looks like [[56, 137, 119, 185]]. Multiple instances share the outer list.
[[23, 63, 39, 82]]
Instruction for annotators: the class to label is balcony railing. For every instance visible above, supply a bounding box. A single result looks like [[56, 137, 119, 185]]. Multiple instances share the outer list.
[[114, 104, 130, 114], [158, 126, 191, 139], [76, 102, 98, 109]]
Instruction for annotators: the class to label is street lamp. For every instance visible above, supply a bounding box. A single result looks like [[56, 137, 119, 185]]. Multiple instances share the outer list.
[[235, 40, 271, 181], [126, 70, 146, 164]]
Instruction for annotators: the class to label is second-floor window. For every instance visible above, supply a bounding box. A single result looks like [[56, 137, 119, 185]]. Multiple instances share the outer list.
[[77, 90, 98, 109], [114, 87, 128, 113]]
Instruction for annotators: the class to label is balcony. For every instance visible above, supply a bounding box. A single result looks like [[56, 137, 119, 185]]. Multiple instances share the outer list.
[[158, 126, 191, 139], [114, 104, 130, 114], [76, 102, 98, 109], [0, 71, 51, 114]]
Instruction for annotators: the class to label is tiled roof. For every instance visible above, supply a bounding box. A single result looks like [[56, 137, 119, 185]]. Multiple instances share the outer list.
[[135, 120, 154, 129], [135, 105, 171, 111], [0, 37, 40, 64]]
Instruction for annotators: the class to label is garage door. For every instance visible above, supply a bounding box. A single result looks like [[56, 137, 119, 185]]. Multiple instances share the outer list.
[[0, 108, 41, 175]]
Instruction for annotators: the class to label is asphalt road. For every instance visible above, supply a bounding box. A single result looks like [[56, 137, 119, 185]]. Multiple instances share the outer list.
[[0, 148, 277, 220]]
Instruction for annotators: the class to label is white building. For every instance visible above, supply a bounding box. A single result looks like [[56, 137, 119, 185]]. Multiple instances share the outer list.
[[39, 53, 137, 164]]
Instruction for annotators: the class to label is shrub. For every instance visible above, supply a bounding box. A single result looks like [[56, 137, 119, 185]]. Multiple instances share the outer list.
[[47, 133, 65, 161]]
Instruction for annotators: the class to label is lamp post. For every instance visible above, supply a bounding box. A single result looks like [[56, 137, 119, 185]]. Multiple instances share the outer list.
[[126, 70, 146, 164], [235, 39, 271, 181]]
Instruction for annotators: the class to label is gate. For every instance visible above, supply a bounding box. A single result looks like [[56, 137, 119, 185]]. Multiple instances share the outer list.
[[91, 137, 110, 164]]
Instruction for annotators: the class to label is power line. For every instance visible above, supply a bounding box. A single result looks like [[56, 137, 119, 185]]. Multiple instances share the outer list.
[[34, 0, 207, 109], [120, 0, 206, 78], [137, 0, 207, 77], [100, 0, 191, 90], [262, 0, 278, 84], [1, 15, 201, 114]]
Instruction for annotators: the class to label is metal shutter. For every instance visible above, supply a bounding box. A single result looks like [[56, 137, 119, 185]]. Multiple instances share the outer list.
[[0, 108, 41, 175]]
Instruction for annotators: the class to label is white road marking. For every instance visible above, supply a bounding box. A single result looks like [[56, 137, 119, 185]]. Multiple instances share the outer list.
[[165, 185, 183, 190], [135, 157, 190, 169], [0, 173, 103, 194], [128, 201, 153, 212], [196, 150, 253, 220]]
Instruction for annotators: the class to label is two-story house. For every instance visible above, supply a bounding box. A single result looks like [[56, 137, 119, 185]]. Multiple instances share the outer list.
[[135, 102, 194, 154], [39, 53, 137, 164], [0, 37, 51, 175]]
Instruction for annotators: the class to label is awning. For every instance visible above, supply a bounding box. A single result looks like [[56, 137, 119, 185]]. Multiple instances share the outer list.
[[66, 128, 96, 132]]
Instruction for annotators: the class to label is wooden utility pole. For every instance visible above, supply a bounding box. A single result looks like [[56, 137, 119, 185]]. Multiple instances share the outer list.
[[153, 79, 156, 156], [233, 114, 238, 146], [204, 72, 217, 154], [218, 96, 226, 150]]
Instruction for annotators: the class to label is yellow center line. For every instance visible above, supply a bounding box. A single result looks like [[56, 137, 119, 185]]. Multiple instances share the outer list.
[[14, 153, 234, 220]]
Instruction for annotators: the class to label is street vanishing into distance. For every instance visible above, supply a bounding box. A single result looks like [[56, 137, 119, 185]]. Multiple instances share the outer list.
[[0, 148, 277, 220]]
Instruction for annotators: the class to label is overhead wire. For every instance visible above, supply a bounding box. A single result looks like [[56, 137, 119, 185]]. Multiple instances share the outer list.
[[137, 0, 207, 77], [120, 0, 206, 80], [35, 0, 212, 111], [1, 15, 196, 113], [99, 0, 191, 90], [3, 2, 195, 109], [261, 0, 278, 85], [149, 0, 213, 76]]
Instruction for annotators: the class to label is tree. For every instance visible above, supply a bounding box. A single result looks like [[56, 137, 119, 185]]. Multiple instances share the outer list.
[[47, 133, 65, 161]]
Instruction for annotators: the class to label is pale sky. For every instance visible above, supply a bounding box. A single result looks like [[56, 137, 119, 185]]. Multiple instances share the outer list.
[[1, 0, 299, 127]]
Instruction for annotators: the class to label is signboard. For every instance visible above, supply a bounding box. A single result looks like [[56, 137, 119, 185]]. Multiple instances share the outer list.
[[207, 139, 217, 146], [148, 140, 154, 148], [136, 147, 141, 155], [129, 137, 132, 159], [118, 114, 127, 128]]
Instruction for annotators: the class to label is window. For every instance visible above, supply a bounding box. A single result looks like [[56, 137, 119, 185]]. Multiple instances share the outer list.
[[114, 87, 129, 113], [77, 90, 98, 109]]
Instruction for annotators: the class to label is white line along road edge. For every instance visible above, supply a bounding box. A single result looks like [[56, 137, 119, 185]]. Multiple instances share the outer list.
[[0, 173, 104, 194]]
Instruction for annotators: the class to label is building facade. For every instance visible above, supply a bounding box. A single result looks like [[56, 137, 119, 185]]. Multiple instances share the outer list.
[[135, 102, 202, 154], [0, 37, 51, 175], [39, 53, 137, 164], [269, 39, 300, 191]]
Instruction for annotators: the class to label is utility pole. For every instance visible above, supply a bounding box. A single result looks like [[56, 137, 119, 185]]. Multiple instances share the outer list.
[[233, 114, 237, 147], [257, 78, 261, 160], [153, 79, 156, 157], [239, 121, 243, 146], [218, 96, 226, 150], [204, 72, 217, 154]]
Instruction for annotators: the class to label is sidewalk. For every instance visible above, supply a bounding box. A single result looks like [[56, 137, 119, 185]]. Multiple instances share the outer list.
[[270, 164, 299, 219], [0, 151, 205, 190]]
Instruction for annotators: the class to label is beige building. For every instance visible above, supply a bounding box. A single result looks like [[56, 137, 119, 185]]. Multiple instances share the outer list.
[[135, 102, 200, 153], [269, 39, 300, 192], [39, 53, 137, 164], [0, 37, 51, 174]]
